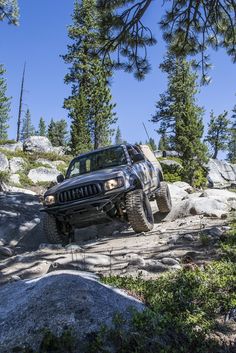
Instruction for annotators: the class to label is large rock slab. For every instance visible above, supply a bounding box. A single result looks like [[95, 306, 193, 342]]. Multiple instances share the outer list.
[[207, 159, 236, 188], [0, 191, 40, 246], [164, 196, 229, 221], [28, 167, 59, 183], [168, 183, 189, 200], [0, 152, 9, 172], [9, 157, 27, 173], [23, 136, 53, 154], [0, 270, 144, 352], [200, 189, 236, 208]]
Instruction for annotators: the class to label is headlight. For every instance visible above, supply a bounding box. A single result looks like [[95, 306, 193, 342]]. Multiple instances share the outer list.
[[104, 177, 124, 191], [44, 195, 56, 205]]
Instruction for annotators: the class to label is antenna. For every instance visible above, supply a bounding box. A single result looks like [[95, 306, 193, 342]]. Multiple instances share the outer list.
[[142, 122, 151, 142]]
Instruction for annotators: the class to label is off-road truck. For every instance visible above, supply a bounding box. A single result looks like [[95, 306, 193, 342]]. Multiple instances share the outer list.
[[41, 144, 172, 243]]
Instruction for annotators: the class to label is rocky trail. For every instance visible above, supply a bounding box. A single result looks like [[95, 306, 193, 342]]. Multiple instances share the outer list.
[[0, 183, 234, 285], [1, 182, 236, 352]]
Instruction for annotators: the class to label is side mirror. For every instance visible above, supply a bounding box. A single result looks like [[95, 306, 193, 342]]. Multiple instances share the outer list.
[[57, 174, 64, 183], [132, 153, 145, 163]]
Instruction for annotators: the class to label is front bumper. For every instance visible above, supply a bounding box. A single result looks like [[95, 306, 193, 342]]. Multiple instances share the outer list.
[[40, 190, 128, 226]]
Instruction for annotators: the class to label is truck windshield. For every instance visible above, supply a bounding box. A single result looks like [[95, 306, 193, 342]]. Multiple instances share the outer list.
[[67, 146, 127, 178]]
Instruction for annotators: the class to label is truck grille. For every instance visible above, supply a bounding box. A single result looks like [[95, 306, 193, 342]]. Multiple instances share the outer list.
[[58, 183, 102, 203]]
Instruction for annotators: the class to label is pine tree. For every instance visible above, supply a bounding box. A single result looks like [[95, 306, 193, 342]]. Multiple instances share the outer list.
[[228, 104, 236, 163], [0, 65, 11, 141], [158, 132, 170, 151], [152, 53, 208, 186], [48, 118, 68, 147], [0, 0, 19, 25], [38, 117, 47, 136], [63, 0, 116, 155], [147, 138, 157, 151], [205, 111, 230, 159], [98, 1, 235, 81], [21, 109, 35, 141], [115, 127, 123, 144]]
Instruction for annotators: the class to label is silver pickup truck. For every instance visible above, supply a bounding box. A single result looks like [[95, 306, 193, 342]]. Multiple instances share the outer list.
[[41, 144, 172, 243]]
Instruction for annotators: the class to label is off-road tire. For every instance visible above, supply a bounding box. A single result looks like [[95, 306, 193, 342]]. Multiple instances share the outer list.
[[42, 212, 68, 244], [155, 181, 172, 213], [126, 189, 154, 233]]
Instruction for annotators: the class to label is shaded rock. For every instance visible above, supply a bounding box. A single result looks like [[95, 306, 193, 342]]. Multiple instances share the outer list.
[[207, 227, 223, 237], [39, 243, 64, 251], [0, 270, 144, 352], [144, 260, 169, 272], [9, 157, 26, 174], [28, 167, 59, 183], [161, 257, 179, 266], [182, 234, 194, 241], [23, 136, 53, 154], [0, 152, 9, 171], [0, 142, 23, 152], [125, 253, 145, 267], [0, 246, 14, 257]]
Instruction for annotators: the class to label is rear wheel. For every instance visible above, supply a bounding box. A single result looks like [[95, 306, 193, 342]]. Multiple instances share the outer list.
[[126, 189, 154, 233], [41, 212, 69, 244], [155, 182, 172, 213]]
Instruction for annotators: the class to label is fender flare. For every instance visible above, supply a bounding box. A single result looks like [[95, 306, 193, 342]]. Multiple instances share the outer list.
[[129, 174, 143, 189]]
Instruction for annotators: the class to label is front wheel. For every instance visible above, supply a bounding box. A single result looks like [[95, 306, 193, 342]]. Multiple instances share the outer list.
[[41, 212, 69, 244], [126, 189, 154, 233]]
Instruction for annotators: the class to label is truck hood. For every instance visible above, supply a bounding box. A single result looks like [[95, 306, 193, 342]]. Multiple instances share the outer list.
[[45, 165, 132, 196]]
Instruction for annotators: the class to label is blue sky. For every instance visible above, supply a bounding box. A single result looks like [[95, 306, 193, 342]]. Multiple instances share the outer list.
[[1, 0, 236, 150]]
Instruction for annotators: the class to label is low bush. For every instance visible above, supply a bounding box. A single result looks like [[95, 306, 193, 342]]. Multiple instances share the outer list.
[[0, 139, 16, 145], [0, 170, 9, 183], [88, 260, 236, 353]]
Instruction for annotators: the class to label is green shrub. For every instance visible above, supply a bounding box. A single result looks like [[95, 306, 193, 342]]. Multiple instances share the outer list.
[[161, 161, 183, 183], [86, 260, 236, 353], [18, 173, 34, 187], [12, 329, 75, 353], [220, 222, 236, 261], [0, 170, 9, 183], [0, 139, 16, 145], [190, 168, 208, 188]]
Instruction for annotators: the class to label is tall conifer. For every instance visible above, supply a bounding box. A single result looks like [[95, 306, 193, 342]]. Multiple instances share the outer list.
[[63, 0, 116, 155], [205, 111, 230, 159], [152, 53, 208, 186], [0, 64, 11, 140], [21, 109, 35, 140]]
